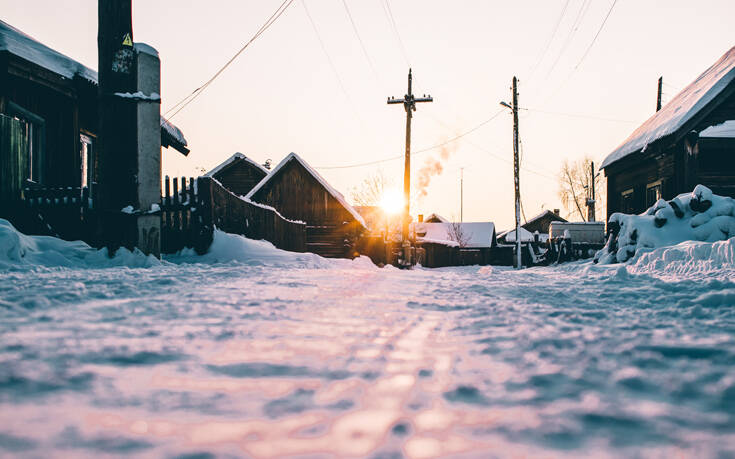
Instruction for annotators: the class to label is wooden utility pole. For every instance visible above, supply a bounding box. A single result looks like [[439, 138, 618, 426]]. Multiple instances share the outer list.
[[587, 160, 596, 222], [98, 0, 137, 251], [656, 76, 663, 112], [511, 77, 521, 269], [387, 69, 432, 265]]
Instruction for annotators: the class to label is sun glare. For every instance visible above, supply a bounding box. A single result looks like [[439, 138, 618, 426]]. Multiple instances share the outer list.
[[380, 189, 403, 215]]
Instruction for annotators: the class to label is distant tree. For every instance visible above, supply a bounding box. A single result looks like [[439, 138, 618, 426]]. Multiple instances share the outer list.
[[351, 171, 392, 207], [558, 156, 606, 221], [446, 219, 471, 248]]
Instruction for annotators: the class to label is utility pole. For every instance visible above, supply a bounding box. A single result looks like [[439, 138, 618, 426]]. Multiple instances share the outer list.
[[460, 167, 464, 222], [387, 69, 432, 265], [656, 76, 663, 112], [511, 77, 521, 269], [98, 0, 137, 251], [587, 161, 596, 222]]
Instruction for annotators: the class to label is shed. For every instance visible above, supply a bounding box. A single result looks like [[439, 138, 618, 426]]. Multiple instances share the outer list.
[[601, 46, 735, 219], [522, 209, 567, 235], [0, 19, 188, 206], [246, 152, 367, 258], [205, 152, 269, 197]]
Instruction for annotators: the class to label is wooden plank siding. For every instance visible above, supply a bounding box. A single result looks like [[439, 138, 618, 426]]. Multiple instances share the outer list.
[[210, 158, 267, 197], [248, 159, 364, 258], [0, 113, 28, 205]]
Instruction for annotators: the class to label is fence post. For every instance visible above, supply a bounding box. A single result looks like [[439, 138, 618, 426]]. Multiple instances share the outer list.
[[195, 176, 214, 254]]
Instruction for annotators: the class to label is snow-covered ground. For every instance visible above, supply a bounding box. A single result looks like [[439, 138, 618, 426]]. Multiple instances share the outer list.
[[1, 220, 734, 457]]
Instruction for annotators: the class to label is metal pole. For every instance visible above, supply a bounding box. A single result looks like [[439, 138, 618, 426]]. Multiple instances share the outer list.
[[512, 76, 521, 269], [460, 167, 464, 222]]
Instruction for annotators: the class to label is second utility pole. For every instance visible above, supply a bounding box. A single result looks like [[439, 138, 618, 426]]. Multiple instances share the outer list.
[[388, 69, 432, 265], [512, 76, 521, 269]]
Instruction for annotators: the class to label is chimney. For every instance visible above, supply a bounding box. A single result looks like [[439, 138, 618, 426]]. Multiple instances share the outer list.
[[553, 209, 560, 216], [418, 214, 424, 222]]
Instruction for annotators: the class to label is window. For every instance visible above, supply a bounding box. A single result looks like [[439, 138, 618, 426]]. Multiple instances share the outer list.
[[646, 180, 662, 208], [621, 189, 634, 214], [80, 133, 95, 189], [7, 102, 45, 184]]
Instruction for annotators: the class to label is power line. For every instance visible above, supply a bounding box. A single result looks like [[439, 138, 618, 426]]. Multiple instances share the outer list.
[[573, 0, 619, 70], [544, 0, 592, 80], [527, 0, 572, 82], [316, 110, 505, 169], [164, 0, 295, 119], [301, 0, 354, 106], [381, 0, 411, 66], [341, 0, 382, 85]]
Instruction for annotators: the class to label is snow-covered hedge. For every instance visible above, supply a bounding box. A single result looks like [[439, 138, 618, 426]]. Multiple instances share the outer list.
[[595, 185, 735, 264]]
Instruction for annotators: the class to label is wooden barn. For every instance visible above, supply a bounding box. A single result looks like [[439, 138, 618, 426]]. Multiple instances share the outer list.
[[0, 19, 188, 209], [205, 153, 269, 197], [601, 46, 735, 220], [246, 152, 367, 258], [413, 221, 500, 267], [521, 209, 566, 240]]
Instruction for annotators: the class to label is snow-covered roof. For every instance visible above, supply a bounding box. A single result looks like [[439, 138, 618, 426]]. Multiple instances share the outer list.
[[423, 213, 448, 223], [523, 209, 567, 226], [0, 19, 97, 84], [700, 120, 735, 138], [1, 19, 189, 155], [414, 222, 496, 248], [205, 153, 269, 178], [246, 152, 367, 228], [499, 226, 536, 243], [601, 46, 735, 169]]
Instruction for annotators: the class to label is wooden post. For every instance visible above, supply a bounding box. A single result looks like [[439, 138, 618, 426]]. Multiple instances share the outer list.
[[387, 69, 432, 266], [512, 76, 521, 269], [97, 0, 136, 250], [656, 76, 663, 112]]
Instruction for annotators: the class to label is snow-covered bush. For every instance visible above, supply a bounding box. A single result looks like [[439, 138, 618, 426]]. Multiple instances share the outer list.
[[595, 185, 735, 264]]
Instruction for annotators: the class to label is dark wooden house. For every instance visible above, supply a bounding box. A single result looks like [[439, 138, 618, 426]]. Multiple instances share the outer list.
[[601, 46, 735, 220], [0, 19, 188, 209], [522, 209, 567, 235], [246, 152, 367, 258], [205, 153, 269, 197]]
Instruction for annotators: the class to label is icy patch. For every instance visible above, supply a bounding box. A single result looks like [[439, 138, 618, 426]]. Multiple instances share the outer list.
[[596, 185, 735, 264], [0, 219, 158, 270]]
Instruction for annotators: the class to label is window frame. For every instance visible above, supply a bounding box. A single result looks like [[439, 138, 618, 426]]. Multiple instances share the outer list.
[[6, 101, 46, 184]]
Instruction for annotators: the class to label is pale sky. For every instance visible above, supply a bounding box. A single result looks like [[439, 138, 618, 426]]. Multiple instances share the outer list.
[[2, 0, 734, 229]]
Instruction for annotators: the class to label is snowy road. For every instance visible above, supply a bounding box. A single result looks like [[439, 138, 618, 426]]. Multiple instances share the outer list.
[[1, 230, 735, 457]]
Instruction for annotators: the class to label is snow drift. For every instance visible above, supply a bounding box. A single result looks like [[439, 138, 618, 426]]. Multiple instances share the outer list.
[[0, 219, 158, 270], [595, 185, 735, 264], [0, 218, 374, 271]]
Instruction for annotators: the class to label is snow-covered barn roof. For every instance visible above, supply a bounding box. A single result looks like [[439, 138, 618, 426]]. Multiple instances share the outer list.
[[601, 46, 735, 170], [205, 153, 269, 178], [523, 209, 567, 227], [246, 152, 367, 228], [0, 19, 189, 155], [414, 222, 496, 248]]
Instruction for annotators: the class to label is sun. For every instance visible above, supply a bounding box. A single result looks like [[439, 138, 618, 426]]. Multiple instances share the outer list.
[[379, 189, 403, 215]]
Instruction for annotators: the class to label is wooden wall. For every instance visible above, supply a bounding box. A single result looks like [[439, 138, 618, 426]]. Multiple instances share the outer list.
[[213, 159, 267, 197]]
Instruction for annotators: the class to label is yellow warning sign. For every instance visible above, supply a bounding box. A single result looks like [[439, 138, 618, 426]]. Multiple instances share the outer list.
[[122, 33, 132, 47]]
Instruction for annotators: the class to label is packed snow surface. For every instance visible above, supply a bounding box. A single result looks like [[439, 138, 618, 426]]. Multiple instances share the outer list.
[[596, 185, 735, 263], [1, 220, 734, 457]]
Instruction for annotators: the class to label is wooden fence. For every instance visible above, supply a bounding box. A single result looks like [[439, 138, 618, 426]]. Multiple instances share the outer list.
[[161, 176, 306, 254]]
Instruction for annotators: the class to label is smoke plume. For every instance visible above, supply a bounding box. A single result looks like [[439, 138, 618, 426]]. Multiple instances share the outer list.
[[415, 141, 457, 199]]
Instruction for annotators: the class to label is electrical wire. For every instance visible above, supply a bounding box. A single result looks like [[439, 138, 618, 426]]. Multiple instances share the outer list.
[[573, 0, 618, 70], [544, 0, 592, 80], [341, 0, 382, 85], [164, 0, 295, 119], [521, 107, 636, 123], [381, 0, 411, 66], [527, 0, 572, 82], [316, 110, 505, 170]]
